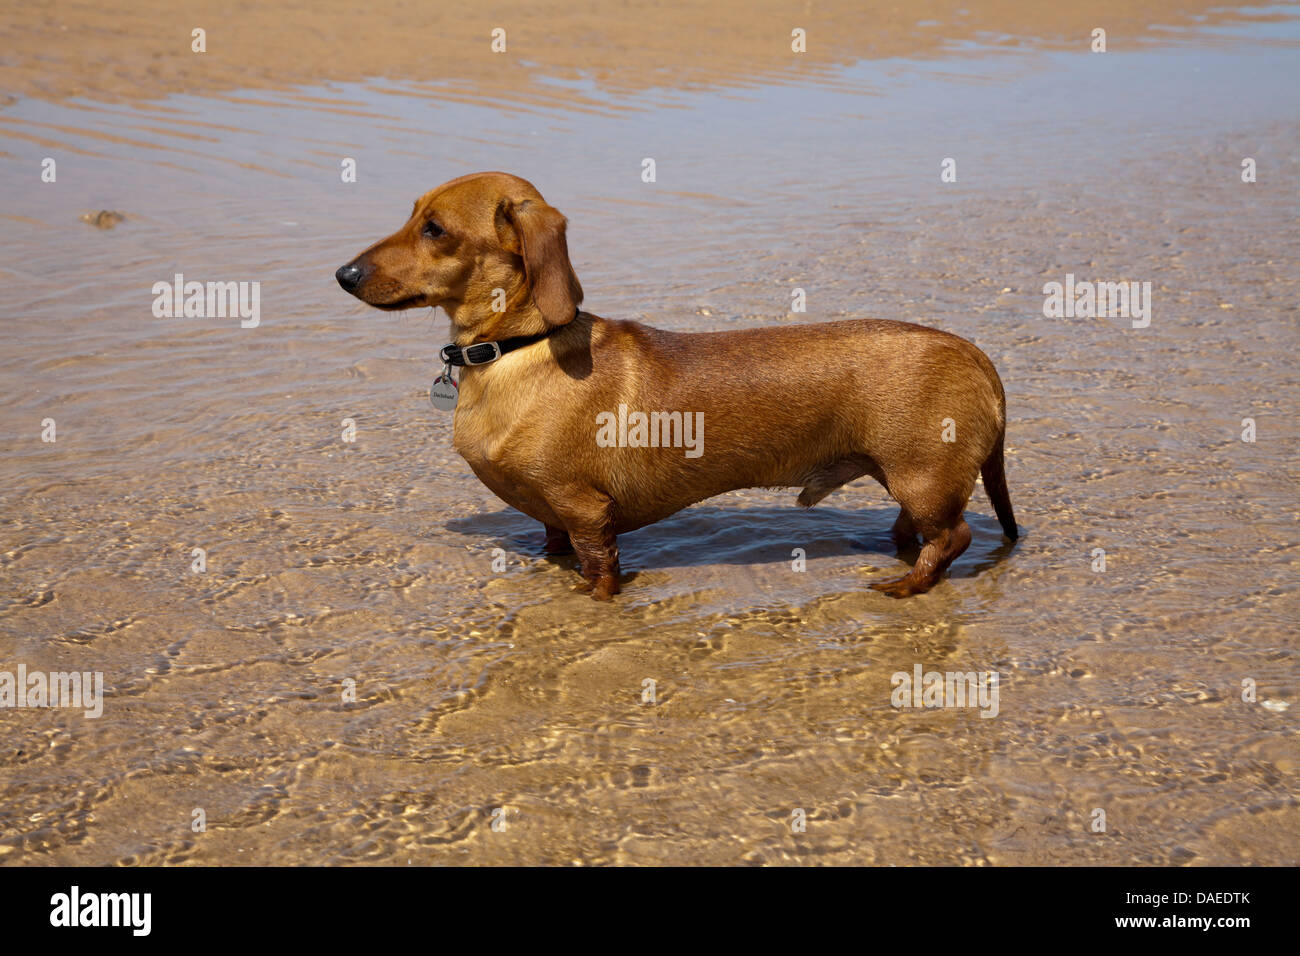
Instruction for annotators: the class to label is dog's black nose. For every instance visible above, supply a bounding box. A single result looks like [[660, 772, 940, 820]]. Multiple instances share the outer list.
[[336, 263, 364, 292]]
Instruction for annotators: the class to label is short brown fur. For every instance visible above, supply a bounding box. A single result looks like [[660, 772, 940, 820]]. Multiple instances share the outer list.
[[338, 172, 1019, 600]]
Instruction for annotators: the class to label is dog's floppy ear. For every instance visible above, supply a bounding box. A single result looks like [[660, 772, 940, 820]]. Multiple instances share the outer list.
[[497, 198, 583, 327]]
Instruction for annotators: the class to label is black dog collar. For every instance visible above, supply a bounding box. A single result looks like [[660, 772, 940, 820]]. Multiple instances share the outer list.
[[440, 309, 580, 367]]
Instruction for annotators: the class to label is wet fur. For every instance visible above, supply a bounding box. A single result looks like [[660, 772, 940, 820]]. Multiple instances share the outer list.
[[338, 171, 1019, 600]]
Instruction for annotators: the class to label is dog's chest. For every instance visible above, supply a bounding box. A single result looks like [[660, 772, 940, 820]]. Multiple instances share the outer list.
[[451, 399, 549, 505], [452, 409, 514, 475], [450, 365, 563, 478]]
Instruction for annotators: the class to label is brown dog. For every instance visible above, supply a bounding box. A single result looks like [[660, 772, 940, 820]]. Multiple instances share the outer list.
[[337, 172, 1018, 600]]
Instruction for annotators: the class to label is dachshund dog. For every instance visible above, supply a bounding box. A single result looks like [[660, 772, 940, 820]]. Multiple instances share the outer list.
[[337, 172, 1018, 600]]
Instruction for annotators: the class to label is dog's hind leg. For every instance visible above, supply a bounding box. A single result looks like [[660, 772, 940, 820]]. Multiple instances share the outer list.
[[889, 508, 919, 550], [870, 471, 974, 598], [543, 523, 573, 555], [872, 517, 971, 598]]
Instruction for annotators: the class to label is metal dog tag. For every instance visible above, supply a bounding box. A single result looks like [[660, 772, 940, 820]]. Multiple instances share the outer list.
[[429, 366, 458, 411]]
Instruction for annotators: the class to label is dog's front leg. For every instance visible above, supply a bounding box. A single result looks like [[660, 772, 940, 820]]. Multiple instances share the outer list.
[[553, 494, 621, 601]]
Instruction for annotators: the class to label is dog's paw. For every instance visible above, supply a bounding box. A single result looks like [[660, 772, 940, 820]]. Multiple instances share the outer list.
[[870, 575, 920, 599], [574, 572, 619, 599], [590, 575, 620, 601]]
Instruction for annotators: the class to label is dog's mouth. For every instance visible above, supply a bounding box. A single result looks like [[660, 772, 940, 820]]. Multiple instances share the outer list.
[[371, 294, 427, 311]]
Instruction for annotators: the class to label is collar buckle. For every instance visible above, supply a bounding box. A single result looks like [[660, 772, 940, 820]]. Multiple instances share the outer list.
[[440, 341, 504, 366], [460, 341, 503, 365]]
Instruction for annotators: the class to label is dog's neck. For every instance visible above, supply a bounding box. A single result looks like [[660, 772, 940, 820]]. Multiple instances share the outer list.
[[445, 299, 551, 347], [444, 302, 585, 348]]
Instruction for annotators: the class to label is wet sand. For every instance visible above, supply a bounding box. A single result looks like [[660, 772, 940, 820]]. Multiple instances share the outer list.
[[0, 4, 1298, 865], [4, 1, 1297, 106]]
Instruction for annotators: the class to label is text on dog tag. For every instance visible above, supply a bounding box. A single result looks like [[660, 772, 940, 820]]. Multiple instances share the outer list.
[[429, 374, 458, 411]]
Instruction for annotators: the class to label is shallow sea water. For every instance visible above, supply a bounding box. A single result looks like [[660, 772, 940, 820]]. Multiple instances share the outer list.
[[0, 15, 1297, 864]]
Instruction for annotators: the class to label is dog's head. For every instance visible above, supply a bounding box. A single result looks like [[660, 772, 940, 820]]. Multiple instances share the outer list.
[[336, 171, 583, 342]]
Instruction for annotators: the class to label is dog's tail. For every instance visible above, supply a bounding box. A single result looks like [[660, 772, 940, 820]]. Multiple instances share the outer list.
[[981, 430, 1019, 540]]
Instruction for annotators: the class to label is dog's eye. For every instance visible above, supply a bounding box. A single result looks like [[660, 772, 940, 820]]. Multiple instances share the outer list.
[[423, 220, 445, 239]]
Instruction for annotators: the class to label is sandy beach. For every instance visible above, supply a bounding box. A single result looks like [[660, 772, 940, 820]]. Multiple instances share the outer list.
[[3, 0, 1297, 104]]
